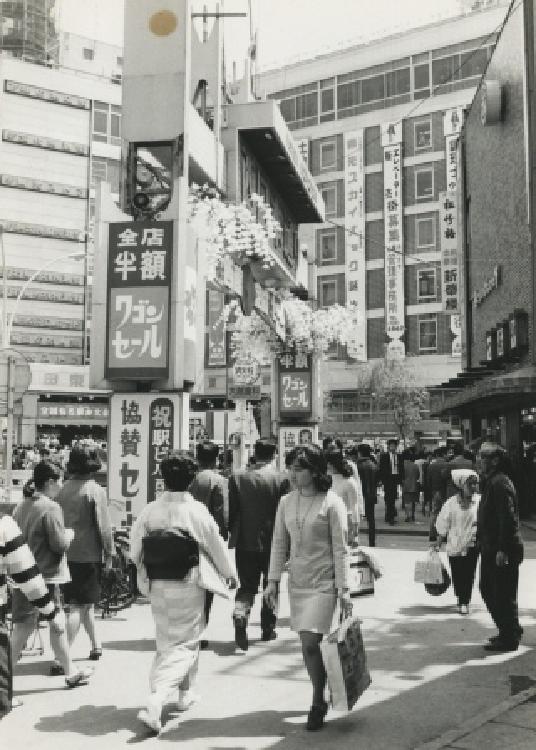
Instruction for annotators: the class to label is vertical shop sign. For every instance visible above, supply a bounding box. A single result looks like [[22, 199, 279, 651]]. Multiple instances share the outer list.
[[278, 352, 313, 421], [106, 221, 173, 379], [383, 130, 405, 358], [445, 136, 459, 192], [147, 398, 174, 504], [278, 425, 319, 469], [206, 289, 226, 367], [295, 137, 309, 167], [344, 130, 366, 361], [439, 191, 459, 314]]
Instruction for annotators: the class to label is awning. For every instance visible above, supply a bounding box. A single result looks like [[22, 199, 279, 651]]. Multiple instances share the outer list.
[[430, 365, 536, 417], [224, 101, 325, 223]]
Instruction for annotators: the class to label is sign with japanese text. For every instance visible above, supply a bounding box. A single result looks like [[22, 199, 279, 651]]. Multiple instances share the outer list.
[[295, 137, 310, 167], [37, 402, 109, 422], [228, 356, 262, 401], [278, 352, 313, 421], [439, 191, 459, 313], [445, 135, 459, 192], [344, 130, 366, 361], [443, 107, 464, 137], [206, 289, 226, 367], [106, 221, 173, 380], [383, 140, 405, 357], [278, 424, 319, 469], [108, 393, 182, 525], [381, 121, 402, 147], [451, 314, 462, 358]]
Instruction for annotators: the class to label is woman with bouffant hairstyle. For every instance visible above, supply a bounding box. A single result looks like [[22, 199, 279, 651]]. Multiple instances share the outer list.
[[264, 445, 351, 731]]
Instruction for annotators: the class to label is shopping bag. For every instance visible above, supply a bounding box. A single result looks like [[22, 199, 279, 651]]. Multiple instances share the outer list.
[[425, 562, 451, 596], [349, 548, 375, 597], [0, 619, 12, 716], [320, 616, 371, 711], [414, 549, 443, 584]]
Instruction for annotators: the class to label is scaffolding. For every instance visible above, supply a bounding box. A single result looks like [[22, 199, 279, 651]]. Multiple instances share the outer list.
[[0, 0, 59, 65]]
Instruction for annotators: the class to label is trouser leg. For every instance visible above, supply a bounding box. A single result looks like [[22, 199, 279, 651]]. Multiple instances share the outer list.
[[365, 499, 376, 546], [480, 552, 500, 630], [234, 549, 261, 624], [260, 560, 276, 634], [494, 563, 521, 643], [204, 592, 214, 627]]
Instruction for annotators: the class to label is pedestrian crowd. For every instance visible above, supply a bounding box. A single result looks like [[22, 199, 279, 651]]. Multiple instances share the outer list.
[[0, 435, 526, 735]]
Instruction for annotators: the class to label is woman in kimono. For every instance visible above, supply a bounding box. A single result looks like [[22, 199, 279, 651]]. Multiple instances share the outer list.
[[130, 452, 237, 734], [264, 445, 351, 731]]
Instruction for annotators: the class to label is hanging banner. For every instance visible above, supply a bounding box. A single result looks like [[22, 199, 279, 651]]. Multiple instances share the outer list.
[[439, 191, 459, 313], [443, 107, 464, 137], [108, 393, 182, 525], [106, 221, 173, 380], [344, 130, 366, 361], [383, 140, 405, 358], [206, 289, 226, 367], [277, 352, 313, 421], [445, 135, 459, 192], [381, 121, 402, 147]]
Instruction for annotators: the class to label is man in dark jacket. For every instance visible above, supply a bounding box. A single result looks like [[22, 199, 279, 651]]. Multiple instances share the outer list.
[[477, 442, 524, 652], [378, 438, 403, 525], [443, 442, 474, 501], [228, 439, 288, 650], [426, 446, 449, 541], [355, 444, 378, 546]]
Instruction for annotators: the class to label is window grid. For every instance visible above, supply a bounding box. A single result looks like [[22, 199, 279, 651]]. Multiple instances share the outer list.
[[417, 268, 437, 302], [320, 183, 337, 217], [415, 166, 434, 200], [320, 140, 337, 170], [320, 279, 338, 307], [319, 230, 337, 262], [416, 216, 436, 247], [419, 315, 438, 352], [92, 101, 121, 146], [414, 117, 432, 151]]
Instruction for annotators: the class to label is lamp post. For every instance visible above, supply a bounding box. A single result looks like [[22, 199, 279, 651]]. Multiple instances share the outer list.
[[0, 240, 85, 500]]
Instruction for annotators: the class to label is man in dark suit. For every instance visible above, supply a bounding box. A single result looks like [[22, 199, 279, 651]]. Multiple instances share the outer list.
[[228, 439, 289, 650], [426, 445, 449, 541], [354, 443, 378, 545], [379, 438, 403, 525]]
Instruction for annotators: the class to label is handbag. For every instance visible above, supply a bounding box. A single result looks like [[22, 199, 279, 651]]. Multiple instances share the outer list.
[[425, 562, 451, 596], [414, 548, 444, 584], [320, 616, 371, 711], [349, 548, 375, 597]]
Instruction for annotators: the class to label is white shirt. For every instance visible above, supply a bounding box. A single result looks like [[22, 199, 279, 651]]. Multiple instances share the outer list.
[[435, 493, 480, 556]]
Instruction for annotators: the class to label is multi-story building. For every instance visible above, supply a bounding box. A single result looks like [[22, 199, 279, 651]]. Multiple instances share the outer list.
[[257, 0, 510, 444], [0, 32, 122, 444], [0, 0, 59, 64], [431, 0, 536, 516]]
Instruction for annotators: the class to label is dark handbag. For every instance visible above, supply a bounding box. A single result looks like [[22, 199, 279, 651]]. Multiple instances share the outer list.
[[142, 529, 199, 581], [424, 562, 451, 596]]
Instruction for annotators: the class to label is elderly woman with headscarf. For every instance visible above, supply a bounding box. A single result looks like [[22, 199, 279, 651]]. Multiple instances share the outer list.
[[130, 452, 237, 734], [433, 469, 480, 615]]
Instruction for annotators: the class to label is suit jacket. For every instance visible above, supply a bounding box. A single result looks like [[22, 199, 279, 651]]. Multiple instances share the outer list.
[[477, 470, 523, 562], [188, 469, 228, 540], [228, 462, 289, 553], [379, 452, 403, 486], [425, 458, 448, 499], [356, 457, 378, 505], [402, 461, 420, 493]]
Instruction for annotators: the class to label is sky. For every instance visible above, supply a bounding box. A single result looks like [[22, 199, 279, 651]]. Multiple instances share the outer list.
[[57, 0, 472, 73]]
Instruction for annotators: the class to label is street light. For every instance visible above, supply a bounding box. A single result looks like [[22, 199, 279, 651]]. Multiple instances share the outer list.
[[0, 233, 85, 500]]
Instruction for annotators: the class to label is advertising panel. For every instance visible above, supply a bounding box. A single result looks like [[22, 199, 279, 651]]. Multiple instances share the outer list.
[[206, 289, 226, 367], [278, 352, 313, 421], [106, 221, 173, 379], [439, 191, 459, 314], [344, 130, 366, 361], [383, 136, 405, 357]]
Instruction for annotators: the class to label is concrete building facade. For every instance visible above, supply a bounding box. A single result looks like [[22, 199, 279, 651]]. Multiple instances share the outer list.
[[257, 1, 510, 443]]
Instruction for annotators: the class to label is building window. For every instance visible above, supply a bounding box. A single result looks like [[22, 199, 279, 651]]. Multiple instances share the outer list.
[[92, 101, 122, 146], [320, 182, 337, 217], [416, 217, 435, 247], [320, 140, 336, 170], [320, 77, 335, 122], [414, 118, 432, 151], [417, 268, 437, 301], [415, 166, 434, 200], [83, 47, 94, 61], [419, 315, 438, 352], [116, 56, 123, 67], [91, 157, 121, 194], [319, 230, 337, 262], [320, 279, 338, 307], [413, 62, 430, 98]]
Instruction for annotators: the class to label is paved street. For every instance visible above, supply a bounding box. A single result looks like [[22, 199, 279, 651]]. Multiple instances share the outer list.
[[2, 534, 535, 749]]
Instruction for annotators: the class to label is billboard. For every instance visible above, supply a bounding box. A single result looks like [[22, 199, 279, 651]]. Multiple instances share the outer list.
[[106, 221, 173, 379]]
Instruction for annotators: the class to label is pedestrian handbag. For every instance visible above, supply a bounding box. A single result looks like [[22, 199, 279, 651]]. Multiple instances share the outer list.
[[425, 561, 451, 597], [142, 528, 199, 581], [349, 548, 375, 597], [320, 615, 371, 711], [414, 548, 443, 584]]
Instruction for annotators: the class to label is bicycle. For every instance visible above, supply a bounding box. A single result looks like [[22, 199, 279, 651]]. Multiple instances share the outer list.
[[97, 529, 137, 618]]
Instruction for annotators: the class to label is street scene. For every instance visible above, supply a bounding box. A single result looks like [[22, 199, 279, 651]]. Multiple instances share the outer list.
[[1, 0, 536, 747]]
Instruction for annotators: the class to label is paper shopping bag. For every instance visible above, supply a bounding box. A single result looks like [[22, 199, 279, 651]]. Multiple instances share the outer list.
[[320, 616, 371, 711], [414, 549, 443, 584]]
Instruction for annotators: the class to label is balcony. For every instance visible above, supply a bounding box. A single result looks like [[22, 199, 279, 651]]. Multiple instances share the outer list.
[[187, 103, 225, 191]]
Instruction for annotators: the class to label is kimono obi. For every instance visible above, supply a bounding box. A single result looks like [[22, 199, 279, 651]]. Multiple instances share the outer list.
[[142, 529, 199, 581]]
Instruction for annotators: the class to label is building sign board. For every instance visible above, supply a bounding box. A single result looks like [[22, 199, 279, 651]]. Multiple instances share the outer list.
[[278, 424, 319, 469], [106, 221, 173, 379], [277, 352, 313, 421], [445, 135, 459, 192], [206, 289, 226, 367], [37, 402, 109, 422], [439, 191, 459, 313], [344, 130, 366, 361], [109, 393, 181, 525], [383, 137, 405, 357]]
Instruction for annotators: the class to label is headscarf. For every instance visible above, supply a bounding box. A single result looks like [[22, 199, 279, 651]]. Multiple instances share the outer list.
[[451, 469, 478, 490]]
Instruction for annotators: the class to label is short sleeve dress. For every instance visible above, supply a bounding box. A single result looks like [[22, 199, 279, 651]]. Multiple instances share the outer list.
[[268, 489, 349, 634]]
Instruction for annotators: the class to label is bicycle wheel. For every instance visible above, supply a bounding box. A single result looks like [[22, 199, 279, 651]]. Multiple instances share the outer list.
[[98, 568, 136, 614]]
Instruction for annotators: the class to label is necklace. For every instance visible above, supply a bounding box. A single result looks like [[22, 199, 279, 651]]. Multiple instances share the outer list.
[[295, 490, 316, 548]]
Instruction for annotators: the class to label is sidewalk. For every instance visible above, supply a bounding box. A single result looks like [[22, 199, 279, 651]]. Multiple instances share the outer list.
[[415, 684, 536, 749]]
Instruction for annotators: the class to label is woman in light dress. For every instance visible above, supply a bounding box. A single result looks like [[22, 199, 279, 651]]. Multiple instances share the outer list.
[[324, 446, 363, 544], [264, 445, 351, 731], [433, 469, 480, 615]]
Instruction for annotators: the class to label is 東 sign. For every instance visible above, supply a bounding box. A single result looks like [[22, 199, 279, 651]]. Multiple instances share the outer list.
[[106, 221, 173, 380]]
